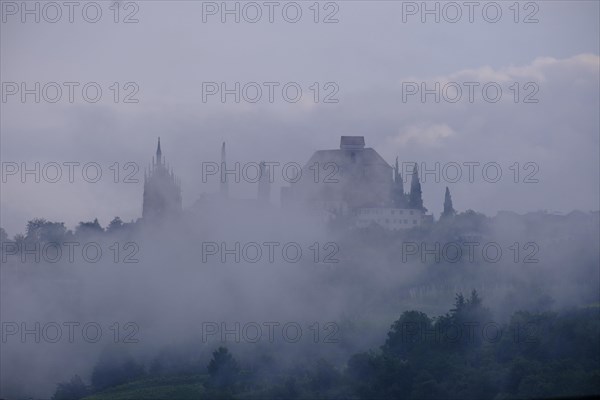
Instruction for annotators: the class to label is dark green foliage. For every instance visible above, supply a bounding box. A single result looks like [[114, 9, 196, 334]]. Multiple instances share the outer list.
[[392, 157, 408, 208], [75, 218, 104, 237], [207, 347, 241, 389], [60, 296, 600, 400], [106, 216, 124, 234], [52, 375, 90, 400], [453, 209, 488, 232], [0, 227, 8, 243], [383, 310, 433, 359], [26, 218, 68, 243], [442, 186, 455, 218], [346, 351, 414, 399], [409, 164, 426, 212], [349, 294, 600, 400], [308, 359, 341, 392], [91, 356, 145, 391]]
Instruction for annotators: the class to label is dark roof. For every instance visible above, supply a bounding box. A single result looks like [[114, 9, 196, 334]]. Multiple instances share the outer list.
[[305, 148, 392, 170], [340, 136, 365, 149]]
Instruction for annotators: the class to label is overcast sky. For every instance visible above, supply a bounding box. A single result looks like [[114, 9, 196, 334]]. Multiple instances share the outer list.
[[1, 0, 599, 235]]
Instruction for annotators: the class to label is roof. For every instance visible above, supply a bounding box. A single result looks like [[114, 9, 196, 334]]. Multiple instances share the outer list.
[[305, 148, 392, 170], [340, 136, 365, 149]]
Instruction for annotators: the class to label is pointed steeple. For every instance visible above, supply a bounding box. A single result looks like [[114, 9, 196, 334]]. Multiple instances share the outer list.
[[258, 161, 271, 203], [143, 137, 183, 220], [392, 156, 406, 208], [156, 137, 162, 165], [220, 141, 229, 198]]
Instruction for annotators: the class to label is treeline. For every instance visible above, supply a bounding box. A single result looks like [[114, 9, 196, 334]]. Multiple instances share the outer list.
[[53, 292, 600, 399], [1, 217, 136, 246]]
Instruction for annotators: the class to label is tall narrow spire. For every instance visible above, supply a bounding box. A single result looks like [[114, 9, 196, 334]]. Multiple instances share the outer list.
[[392, 156, 406, 208], [220, 141, 229, 198], [258, 161, 271, 203], [156, 137, 162, 165], [143, 137, 182, 221]]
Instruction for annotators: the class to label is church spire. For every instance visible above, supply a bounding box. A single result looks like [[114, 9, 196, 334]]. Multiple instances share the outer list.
[[156, 137, 162, 165], [143, 137, 182, 220], [392, 156, 406, 208], [220, 141, 229, 198], [258, 161, 271, 203]]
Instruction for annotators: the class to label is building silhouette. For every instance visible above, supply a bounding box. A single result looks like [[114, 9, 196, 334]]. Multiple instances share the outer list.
[[281, 136, 431, 229], [258, 161, 271, 203], [142, 138, 182, 220], [220, 141, 229, 198], [142, 136, 430, 229]]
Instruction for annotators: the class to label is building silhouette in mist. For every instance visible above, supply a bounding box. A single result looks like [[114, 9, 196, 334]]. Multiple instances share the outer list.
[[282, 136, 431, 229], [258, 161, 272, 203], [212, 141, 272, 205], [142, 136, 428, 229], [142, 138, 182, 220]]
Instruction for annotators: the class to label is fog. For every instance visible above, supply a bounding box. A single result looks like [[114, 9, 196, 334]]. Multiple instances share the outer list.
[[2, 196, 599, 397], [1, 1, 599, 399]]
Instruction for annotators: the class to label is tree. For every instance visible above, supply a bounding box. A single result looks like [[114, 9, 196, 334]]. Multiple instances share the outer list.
[[26, 218, 48, 242], [207, 347, 240, 388], [435, 290, 491, 350], [91, 356, 145, 391], [106, 216, 124, 234], [450, 292, 466, 314], [454, 209, 489, 233], [441, 186, 456, 218], [383, 310, 434, 359], [52, 375, 90, 400], [409, 164, 426, 212], [13, 233, 25, 246], [75, 218, 104, 237], [0, 227, 8, 244], [26, 218, 67, 243], [309, 359, 340, 392], [392, 157, 407, 208], [346, 351, 414, 398]]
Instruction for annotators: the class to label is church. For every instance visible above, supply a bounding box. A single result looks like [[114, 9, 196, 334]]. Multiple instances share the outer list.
[[281, 136, 431, 229], [142, 138, 182, 220], [141, 136, 431, 230]]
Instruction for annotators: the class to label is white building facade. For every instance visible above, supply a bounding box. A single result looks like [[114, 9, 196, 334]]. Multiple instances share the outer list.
[[355, 208, 426, 230]]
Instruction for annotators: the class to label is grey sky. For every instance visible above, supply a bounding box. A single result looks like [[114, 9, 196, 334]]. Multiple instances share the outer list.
[[1, 0, 599, 235]]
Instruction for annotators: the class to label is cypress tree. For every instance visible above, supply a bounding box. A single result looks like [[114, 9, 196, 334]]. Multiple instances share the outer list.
[[442, 186, 456, 218], [392, 157, 406, 208], [409, 163, 425, 211]]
